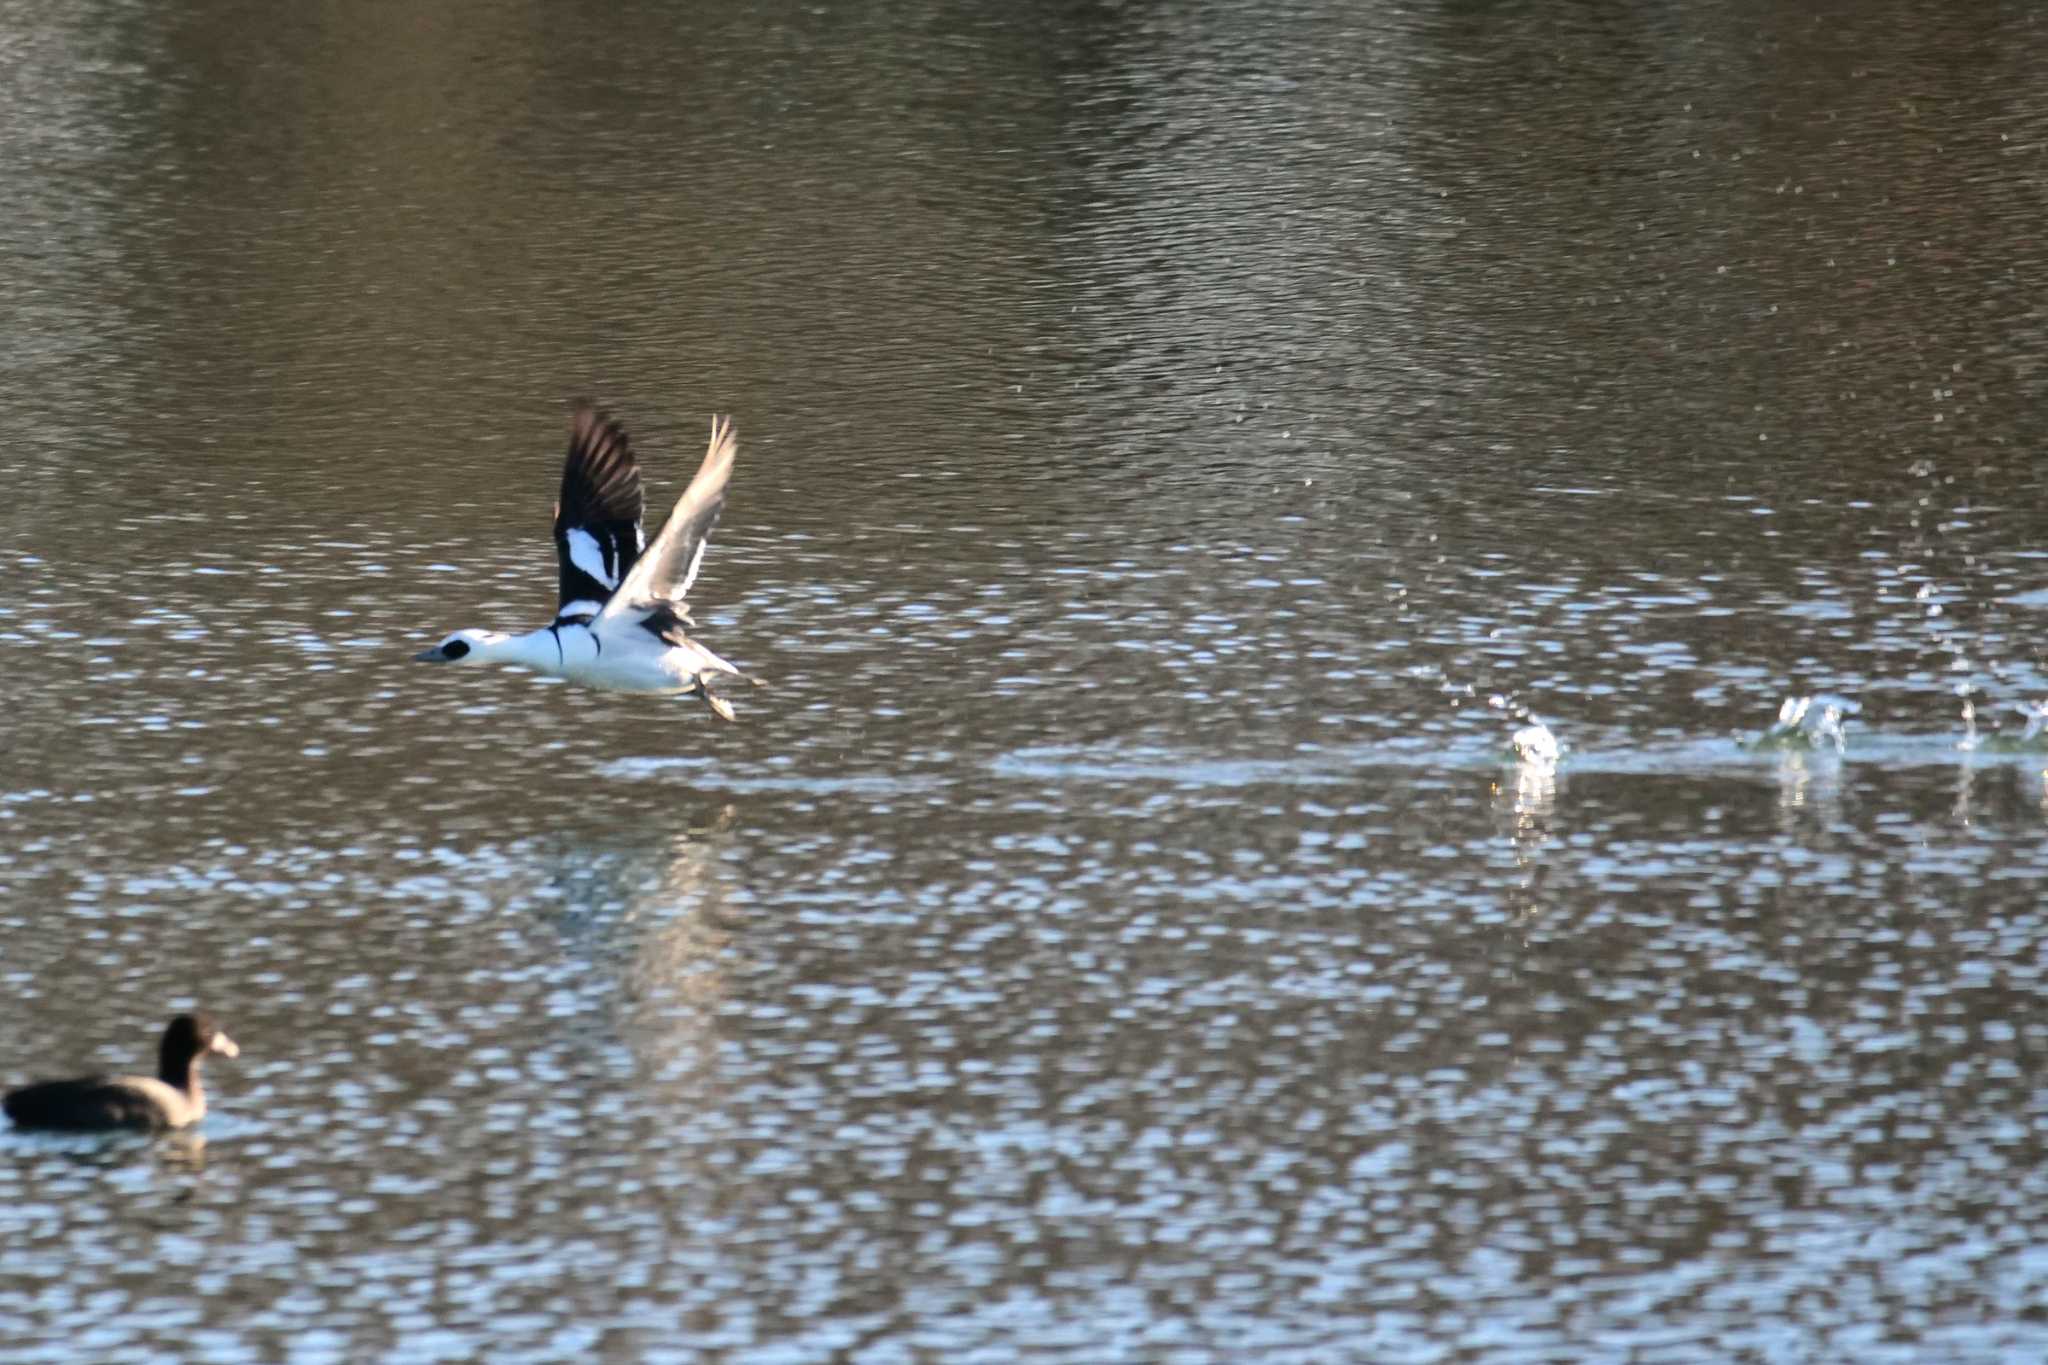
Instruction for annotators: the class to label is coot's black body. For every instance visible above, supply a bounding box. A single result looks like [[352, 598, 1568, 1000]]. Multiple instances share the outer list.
[[4, 1013, 239, 1132]]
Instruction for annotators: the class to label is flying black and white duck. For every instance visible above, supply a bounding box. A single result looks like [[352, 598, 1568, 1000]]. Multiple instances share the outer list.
[[416, 402, 759, 719], [4, 1013, 240, 1132]]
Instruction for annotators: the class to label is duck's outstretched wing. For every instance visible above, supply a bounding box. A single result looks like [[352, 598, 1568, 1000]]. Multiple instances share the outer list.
[[597, 415, 736, 622], [553, 401, 645, 621]]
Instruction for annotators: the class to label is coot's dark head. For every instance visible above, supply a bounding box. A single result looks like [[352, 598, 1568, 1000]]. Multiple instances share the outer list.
[[160, 1012, 239, 1087]]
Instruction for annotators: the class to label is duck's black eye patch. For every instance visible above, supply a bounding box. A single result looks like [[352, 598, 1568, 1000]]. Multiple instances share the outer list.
[[442, 640, 471, 660]]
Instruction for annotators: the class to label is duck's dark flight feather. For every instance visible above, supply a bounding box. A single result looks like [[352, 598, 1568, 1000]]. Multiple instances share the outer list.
[[553, 401, 645, 620]]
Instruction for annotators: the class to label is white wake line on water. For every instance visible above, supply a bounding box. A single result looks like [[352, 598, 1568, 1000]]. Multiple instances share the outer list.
[[598, 735, 2048, 798], [990, 735, 2048, 788], [600, 755, 952, 795]]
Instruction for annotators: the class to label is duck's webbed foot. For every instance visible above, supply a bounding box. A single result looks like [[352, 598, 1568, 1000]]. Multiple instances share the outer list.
[[695, 675, 738, 722]]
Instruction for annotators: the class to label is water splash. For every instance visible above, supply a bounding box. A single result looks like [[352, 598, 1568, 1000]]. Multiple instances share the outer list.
[[1969, 699, 2048, 753], [1753, 694, 1860, 752], [1488, 694, 1561, 771], [1938, 698, 2048, 753], [2019, 701, 2048, 744], [1511, 721, 1561, 770]]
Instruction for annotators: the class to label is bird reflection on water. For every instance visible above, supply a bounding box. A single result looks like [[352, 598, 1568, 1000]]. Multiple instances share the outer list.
[[534, 805, 741, 1100]]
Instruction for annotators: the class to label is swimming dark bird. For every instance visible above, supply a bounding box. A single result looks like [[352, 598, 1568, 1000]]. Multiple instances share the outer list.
[[3, 1013, 240, 1132], [414, 401, 760, 719]]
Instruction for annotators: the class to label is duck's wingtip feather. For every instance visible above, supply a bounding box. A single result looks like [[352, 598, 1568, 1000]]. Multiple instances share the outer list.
[[707, 413, 738, 462]]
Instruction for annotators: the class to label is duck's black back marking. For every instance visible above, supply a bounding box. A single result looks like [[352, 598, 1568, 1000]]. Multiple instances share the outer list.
[[4, 1077, 169, 1131], [553, 401, 645, 619]]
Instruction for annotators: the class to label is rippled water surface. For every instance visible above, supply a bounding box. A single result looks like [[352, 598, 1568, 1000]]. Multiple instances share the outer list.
[[5, 0, 2048, 1359]]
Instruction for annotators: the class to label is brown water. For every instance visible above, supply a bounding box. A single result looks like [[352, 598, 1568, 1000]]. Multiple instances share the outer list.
[[4, 0, 2048, 1359]]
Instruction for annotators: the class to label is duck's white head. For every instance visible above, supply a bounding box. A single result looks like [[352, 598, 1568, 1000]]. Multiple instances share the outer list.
[[414, 628, 508, 665]]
